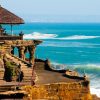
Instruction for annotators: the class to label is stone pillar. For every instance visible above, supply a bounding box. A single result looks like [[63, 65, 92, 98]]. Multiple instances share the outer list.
[[24, 47, 28, 54], [18, 46, 25, 60], [11, 46, 15, 55], [28, 46, 36, 65]]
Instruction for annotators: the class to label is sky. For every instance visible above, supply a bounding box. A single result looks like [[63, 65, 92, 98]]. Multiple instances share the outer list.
[[1, 0, 100, 22]]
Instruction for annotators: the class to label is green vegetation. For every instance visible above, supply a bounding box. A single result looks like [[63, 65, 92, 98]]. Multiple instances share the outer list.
[[4, 61, 17, 81], [5, 61, 16, 76]]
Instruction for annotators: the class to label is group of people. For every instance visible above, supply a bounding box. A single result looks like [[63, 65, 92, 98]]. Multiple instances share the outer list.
[[15, 63, 24, 82]]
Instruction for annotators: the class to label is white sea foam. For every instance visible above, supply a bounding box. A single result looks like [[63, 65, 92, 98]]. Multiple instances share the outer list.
[[51, 62, 67, 70], [24, 32, 100, 40], [23, 32, 57, 39], [90, 87, 100, 97], [57, 35, 100, 40], [51, 62, 100, 97], [74, 64, 100, 69]]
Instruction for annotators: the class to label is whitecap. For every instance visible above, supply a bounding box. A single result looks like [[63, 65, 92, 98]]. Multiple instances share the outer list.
[[24, 32, 100, 40], [50, 61, 100, 97], [90, 87, 100, 97], [51, 62, 100, 97], [57, 35, 100, 40], [51, 62, 67, 70], [23, 32, 57, 39]]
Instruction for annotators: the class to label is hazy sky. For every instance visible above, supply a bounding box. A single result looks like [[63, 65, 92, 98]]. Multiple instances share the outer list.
[[1, 0, 100, 22]]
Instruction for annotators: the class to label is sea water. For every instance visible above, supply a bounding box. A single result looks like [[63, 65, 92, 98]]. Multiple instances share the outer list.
[[3, 23, 100, 97]]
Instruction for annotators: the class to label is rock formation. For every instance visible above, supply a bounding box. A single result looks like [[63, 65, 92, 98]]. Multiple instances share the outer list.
[[0, 40, 94, 100], [23, 82, 92, 100]]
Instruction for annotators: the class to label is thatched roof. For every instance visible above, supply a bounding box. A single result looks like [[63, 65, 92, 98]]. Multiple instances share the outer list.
[[0, 6, 24, 24]]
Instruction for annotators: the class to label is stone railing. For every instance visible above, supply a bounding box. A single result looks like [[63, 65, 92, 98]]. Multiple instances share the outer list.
[[11, 54, 30, 66], [3, 40, 42, 47], [0, 36, 22, 41]]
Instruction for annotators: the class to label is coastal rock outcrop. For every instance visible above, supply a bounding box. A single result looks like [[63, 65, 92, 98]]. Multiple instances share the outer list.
[[0, 40, 93, 99], [23, 82, 92, 100]]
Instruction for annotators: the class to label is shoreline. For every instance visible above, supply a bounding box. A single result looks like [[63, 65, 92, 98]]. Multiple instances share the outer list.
[[90, 87, 100, 99], [0, 40, 99, 99], [92, 95, 100, 100]]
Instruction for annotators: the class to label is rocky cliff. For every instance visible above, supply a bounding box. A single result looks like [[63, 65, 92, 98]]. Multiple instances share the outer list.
[[0, 40, 93, 100], [23, 82, 92, 100]]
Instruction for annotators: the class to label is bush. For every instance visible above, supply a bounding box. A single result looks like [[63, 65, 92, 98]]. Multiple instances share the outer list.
[[4, 61, 16, 81]]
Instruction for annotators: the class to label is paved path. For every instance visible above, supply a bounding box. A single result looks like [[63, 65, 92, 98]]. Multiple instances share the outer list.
[[35, 62, 81, 85]]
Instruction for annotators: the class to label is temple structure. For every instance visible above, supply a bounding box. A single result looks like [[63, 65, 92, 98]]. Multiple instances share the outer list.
[[0, 6, 93, 100], [0, 5, 42, 64], [0, 6, 42, 87], [0, 6, 24, 40]]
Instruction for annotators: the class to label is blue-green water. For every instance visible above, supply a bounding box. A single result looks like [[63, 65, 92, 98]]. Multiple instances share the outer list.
[[3, 23, 100, 96]]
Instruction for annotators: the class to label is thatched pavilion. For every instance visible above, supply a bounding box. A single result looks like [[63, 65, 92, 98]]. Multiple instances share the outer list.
[[0, 6, 24, 40]]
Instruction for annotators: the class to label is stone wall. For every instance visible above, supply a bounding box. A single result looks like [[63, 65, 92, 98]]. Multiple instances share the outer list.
[[0, 36, 23, 41], [23, 82, 92, 100], [4, 40, 42, 46]]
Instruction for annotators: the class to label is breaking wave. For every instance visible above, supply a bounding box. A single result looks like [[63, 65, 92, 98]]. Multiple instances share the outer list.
[[51, 62, 100, 97], [24, 32, 100, 40], [23, 32, 57, 39], [52, 63, 100, 74], [57, 35, 100, 40], [90, 87, 100, 97]]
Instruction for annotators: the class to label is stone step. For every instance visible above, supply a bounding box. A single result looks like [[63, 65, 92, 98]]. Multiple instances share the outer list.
[[19, 82, 31, 85], [22, 80, 31, 82], [22, 68, 32, 71], [23, 78, 32, 81], [23, 74, 32, 77], [3, 47, 10, 48], [21, 66, 28, 68], [0, 76, 4, 78], [24, 71, 32, 73], [0, 78, 3, 80], [0, 72, 4, 74], [21, 64, 28, 66], [23, 77, 32, 80], [22, 67, 32, 69], [0, 86, 13, 92], [21, 66, 28, 69], [23, 76, 35, 80], [23, 75, 32, 78], [21, 67, 32, 69], [0, 69, 5, 71], [23, 72, 32, 74], [23, 70, 32, 73], [24, 75, 32, 77], [23, 79, 32, 81], [24, 74, 32, 77], [0, 73, 4, 78], [5, 54, 34, 85], [3, 46, 10, 48]]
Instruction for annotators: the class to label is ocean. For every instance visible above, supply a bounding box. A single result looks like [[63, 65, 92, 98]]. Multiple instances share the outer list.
[[3, 23, 100, 97]]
